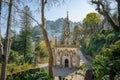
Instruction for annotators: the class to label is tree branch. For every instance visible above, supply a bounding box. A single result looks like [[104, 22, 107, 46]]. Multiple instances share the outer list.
[[91, 0, 120, 31], [12, 4, 41, 27]]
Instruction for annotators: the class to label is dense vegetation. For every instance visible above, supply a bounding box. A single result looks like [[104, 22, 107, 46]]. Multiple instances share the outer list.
[[0, 63, 33, 76], [0, 3, 50, 79], [81, 30, 120, 79], [79, 0, 120, 79], [7, 68, 52, 80]]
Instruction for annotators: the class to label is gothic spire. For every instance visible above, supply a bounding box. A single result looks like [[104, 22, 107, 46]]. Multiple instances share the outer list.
[[64, 11, 71, 45], [65, 10, 70, 31], [67, 11, 69, 21]]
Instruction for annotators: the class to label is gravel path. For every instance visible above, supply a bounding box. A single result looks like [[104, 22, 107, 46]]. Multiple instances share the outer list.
[[79, 50, 91, 69]]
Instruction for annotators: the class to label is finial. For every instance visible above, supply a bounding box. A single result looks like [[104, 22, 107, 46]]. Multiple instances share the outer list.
[[67, 11, 68, 17], [66, 10, 69, 21]]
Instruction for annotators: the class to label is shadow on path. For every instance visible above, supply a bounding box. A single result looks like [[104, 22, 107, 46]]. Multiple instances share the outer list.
[[80, 50, 91, 69]]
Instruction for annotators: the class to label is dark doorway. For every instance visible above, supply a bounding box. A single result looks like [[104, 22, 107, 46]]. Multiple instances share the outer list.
[[65, 59, 69, 67]]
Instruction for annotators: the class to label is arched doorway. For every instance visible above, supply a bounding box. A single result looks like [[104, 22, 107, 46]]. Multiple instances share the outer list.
[[65, 59, 69, 67]]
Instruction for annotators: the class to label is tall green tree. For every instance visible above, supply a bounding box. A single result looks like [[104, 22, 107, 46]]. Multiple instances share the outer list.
[[83, 12, 101, 34], [18, 6, 32, 63], [81, 12, 101, 57], [73, 25, 83, 40]]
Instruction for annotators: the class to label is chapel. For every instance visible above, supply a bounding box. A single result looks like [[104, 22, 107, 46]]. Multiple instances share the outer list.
[[53, 12, 80, 68]]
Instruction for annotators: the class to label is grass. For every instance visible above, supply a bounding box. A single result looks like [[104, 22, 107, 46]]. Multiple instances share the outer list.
[[0, 63, 33, 76], [39, 57, 49, 64], [0, 57, 48, 76]]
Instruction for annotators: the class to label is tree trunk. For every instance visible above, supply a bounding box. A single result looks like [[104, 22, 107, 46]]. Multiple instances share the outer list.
[[0, 0, 3, 62], [109, 64, 116, 80], [84, 69, 94, 80], [41, 0, 54, 78], [0, 38, 3, 62], [1, 0, 13, 80], [116, 0, 120, 27], [104, 12, 120, 31]]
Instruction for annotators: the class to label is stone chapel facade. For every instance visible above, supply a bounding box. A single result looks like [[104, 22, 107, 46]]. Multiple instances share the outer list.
[[53, 12, 80, 68]]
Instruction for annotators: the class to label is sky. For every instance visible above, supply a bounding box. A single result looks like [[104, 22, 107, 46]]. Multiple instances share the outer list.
[[1, 0, 97, 37], [30, 0, 97, 25], [45, 0, 96, 22]]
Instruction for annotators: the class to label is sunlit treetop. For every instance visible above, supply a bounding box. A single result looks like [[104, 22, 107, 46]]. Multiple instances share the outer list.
[[83, 12, 101, 26]]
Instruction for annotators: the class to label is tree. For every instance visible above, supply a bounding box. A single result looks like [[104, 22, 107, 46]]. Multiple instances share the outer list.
[[18, 6, 33, 63], [40, 0, 54, 78], [1, 0, 13, 80], [81, 12, 101, 58], [35, 41, 48, 58], [83, 12, 101, 34], [90, 0, 120, 31], [73, 25, 83, 40], [0, 0, 3, 63]]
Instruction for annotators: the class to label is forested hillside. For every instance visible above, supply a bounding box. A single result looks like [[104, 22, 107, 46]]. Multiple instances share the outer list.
[[32, 18, 79, 40]]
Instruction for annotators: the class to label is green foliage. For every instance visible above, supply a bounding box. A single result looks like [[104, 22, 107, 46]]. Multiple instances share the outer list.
[[79, 65, 86, 72], [83, 12, 101, 25], [17, 6, 33, 63], [7, 68, 52, 80], [0, 63, 33, 76], [81, 10, 120, 80], [8, 50, 20, 64], [32, 26, 43, 41], [92, 54, 110, 80], [73, 25, 83, 40], [89, 32, 120, 80], [92, 42, 120, 80], [82, 31, 120, 57], [71, 40, 76, 45], [82, 33, 106, 56], [106, 33, 115, 43], [35, 41, 48, 57], [83, 12, 101, 34], [81, 29, 120, 80]]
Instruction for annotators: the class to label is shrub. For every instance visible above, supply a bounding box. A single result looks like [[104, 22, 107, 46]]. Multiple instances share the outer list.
[[7, 68, 52, 80], [92, 41, 120, 80]]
